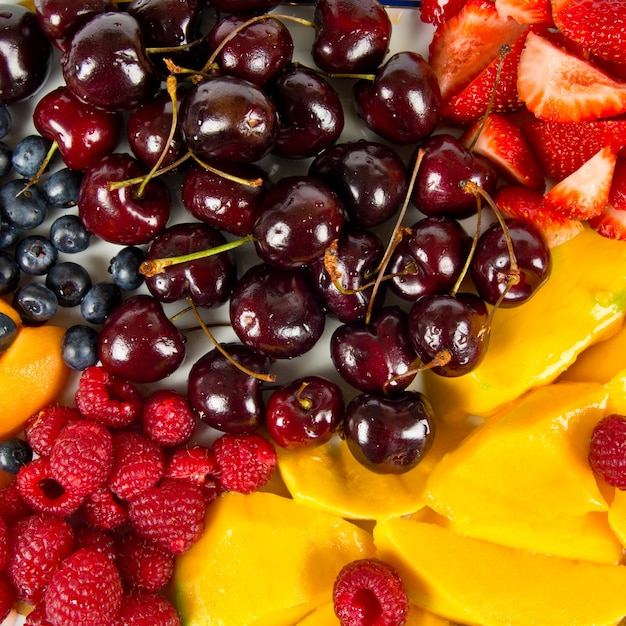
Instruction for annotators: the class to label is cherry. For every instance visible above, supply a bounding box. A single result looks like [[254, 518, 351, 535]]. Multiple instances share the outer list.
[[353, 51, 442, 146], [330, 305, 418, 394], [187, 342, 271, 434], [265, 376, 344, 449], [78, 153, 171, 246], [179, 74, 278, 163], [342, 390, 435, 474], [312, 0, 392, 73], [61, 11, 160, 112], [0, 5, 52, 105], [33, 86, 123, 172], [209, 0, 282, 13], [144, 222, 236, 308], [229, 263, 326, 360], [98, 294, 187, 384]]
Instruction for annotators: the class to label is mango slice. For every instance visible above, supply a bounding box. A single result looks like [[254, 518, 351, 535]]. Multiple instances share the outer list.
[[172, 491, 376, 626], [605, 368, 626, 416], [423, 227, 626, 421], [374, 519, 626, 626]]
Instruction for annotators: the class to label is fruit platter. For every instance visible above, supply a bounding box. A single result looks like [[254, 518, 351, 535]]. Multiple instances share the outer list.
[[1, 0, 626, 624]]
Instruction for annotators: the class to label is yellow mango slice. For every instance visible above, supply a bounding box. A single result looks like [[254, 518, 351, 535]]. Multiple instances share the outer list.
[[423, 227, 626, 421], [172, 491, 376, 626], [277, 417, 475, 521], [605, 368, 626, 415], [608, 488, 626, 547]]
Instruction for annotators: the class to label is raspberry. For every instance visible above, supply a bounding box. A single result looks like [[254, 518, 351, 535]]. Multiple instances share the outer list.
[[116, 531, 174, 591], [49, 419, 114, 497], [24, 602, 54, 626], [0, 571, 16, 623], [44, 548, 123, 626], [80, 486, 129, 531], [74, 526, 118, 563], [141, 388, 196, 448], [589, 414, 626, 488], [0, 514, 8, 571], [128, 478, 207, 554], [117, 589, 181, 626], [17, 457, 84, 517], [333, 558, 410, 626], [212, 433, 277, 494], [108, 431, 165, 501], [75, 365, 143, 429], [8, 514, 75, 605], [24, 404, 80, 457], [0, 481, 32, 527], [165, 444, 219, 485]]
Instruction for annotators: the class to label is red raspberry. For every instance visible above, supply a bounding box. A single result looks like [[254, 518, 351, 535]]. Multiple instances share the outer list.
[[117, 589, 181, 626], [589, 414, 626, 488], [0, 481, 32, 527], [0, 571, 16, 623], [44, 548, 123, 626], [333, 558, 409, 626], [8, 514, 75, 605], [212, 433, 277, 494], [80, 486, 129, 530], [49, 419, 114, 497], [108, 431, 165, 501], [24, 404, 80, 457], [116, 531, 174, 591], [24, 602, 54, 625], [165, 444, 219, 485], [75, 365, 143, 429], [17, 457, 84, 517], [74, 525, 118, 563], [128, 478, 207, 554], [141, 388, 196, 447], [0, 514, 8, 571]]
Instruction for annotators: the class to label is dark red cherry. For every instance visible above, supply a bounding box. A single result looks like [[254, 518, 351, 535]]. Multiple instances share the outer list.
[[61, 12, 160, 112], [330, 306, 418, 394], [144, 222, 236, 308], [33, 86, 123, 171], [343, 390, 435, 474], [230, 263, 326, 359], [187, 342, 271, 434], [98, 294, 187, 384], [312, 0, 391, 73], [353, 51, 442, 146], [209, 0, 281, 13], [265, 376, 344, 449], [78, 153, 171, 245], [179, 75, 278, 163], [0, 5, 52, 105]]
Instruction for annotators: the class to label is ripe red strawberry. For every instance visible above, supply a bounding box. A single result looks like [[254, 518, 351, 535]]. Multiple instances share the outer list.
[[589, 204, 626, 241], [517, 31, 626, 122], [552, 0, 626, 65], [494, 0, 553, 24], [419, 0, 468, 27], [609, 157, 626, 210], [428, 0, 528, 103], [460, 112, 545, 190]]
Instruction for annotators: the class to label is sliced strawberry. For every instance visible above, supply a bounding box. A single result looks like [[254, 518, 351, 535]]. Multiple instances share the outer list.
[[589, 204, 626, 241], [442, 31, 527, 126], [494, 0, 553, 25], [517, 32, 626, 123], [543, 146, 617, 219], [420, 0, 468, 27], [460, 112, 545, 190], [609, 157, 626, 211], [552, 0, 626, 65], [521, 118, 626, 181], [428, 0, 528, 103], [494, 184, 584, 247]]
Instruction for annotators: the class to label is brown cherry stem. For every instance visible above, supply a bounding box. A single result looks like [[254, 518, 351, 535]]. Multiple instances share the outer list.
[[383, 350, 452, 394], [188, 152, 264, 187]]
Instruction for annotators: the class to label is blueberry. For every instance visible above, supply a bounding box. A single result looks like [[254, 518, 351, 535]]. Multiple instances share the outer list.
[[15, 235, 58, 275], [50, 214, 91, 253], [12, 282, 58, 325], [62, 324, 99, 370], [108, 245, 146, 291], [45, 261, 92, 307], [81, 281, 122, 324], [0, 250, 20, 295], [12, 134, 53, 179], [0, 179, 48, 230], [43, 168, 83, 208], [0, 312, 17, 353], [0, 107, 11, 140], [0, 437, 32, 474], [0, 219, 18, 249], [0, 142, 12, 178]]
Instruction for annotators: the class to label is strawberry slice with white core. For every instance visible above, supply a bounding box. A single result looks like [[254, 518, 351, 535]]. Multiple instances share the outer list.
[[589, 203, 626, 241], [495, 0, 553, 25], [517, 31, 626, 122]]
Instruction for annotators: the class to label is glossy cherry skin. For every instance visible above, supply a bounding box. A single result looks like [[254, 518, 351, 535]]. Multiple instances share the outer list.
[[0, 5, 52, 105], [33, 86, 123, 171], [61, 12, 160, 112], [265, 376, 344, 449], [98, 294, 187, 384], [353, 51, 442, 146], [312, 0, 391, 73], [230, 263, 326, 360], [78, 153, 171, 245], [343, 390, 435, 474], [331, 306, 418, 394], [209, 0, 281, 13], [187, 342, 271, 434]]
